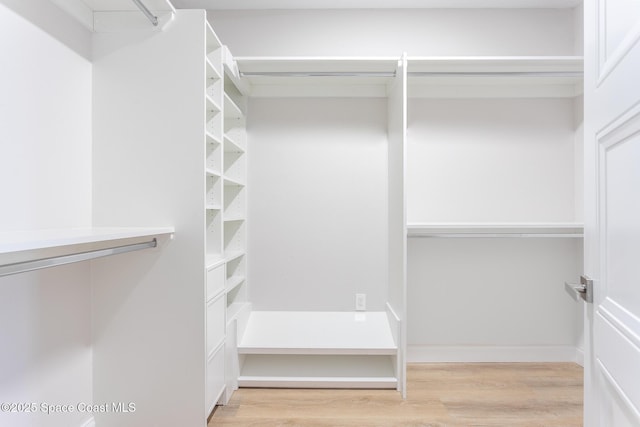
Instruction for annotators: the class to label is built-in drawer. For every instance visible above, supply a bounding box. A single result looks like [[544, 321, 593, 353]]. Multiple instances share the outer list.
[[207, 263, 225, 301], [206, 343, 225, 415], [207, 293, 225, 355]]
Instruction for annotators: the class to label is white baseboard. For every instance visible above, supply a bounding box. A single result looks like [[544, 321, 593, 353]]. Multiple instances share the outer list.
[[407, 345, 580, 363], [80, 417, 95, 427], [574, 346, 584, 366]]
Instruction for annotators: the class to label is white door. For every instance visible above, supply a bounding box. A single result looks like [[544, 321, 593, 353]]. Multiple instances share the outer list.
[[584, 0, 640, 425]]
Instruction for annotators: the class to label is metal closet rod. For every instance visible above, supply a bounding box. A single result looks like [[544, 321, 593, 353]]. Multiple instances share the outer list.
[[408, 71, 583, 77], [131, 0, 158, 26], [240, 71, 397, 77], [240, 71, 582, 78], [0, 239, 157, 278], [409, 233, 584, 238]]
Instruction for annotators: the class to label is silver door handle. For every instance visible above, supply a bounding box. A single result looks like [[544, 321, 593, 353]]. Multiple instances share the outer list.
[[564, 275, 593, 303]]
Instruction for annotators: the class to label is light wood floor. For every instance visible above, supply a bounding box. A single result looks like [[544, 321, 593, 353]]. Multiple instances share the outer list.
[[209, 363, 583, 426]]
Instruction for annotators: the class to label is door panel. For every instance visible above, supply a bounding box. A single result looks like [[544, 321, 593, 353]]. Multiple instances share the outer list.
[[585, 0, 640, 425]]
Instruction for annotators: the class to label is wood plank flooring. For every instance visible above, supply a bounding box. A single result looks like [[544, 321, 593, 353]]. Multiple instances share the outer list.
[[209, 363, 583, 426]]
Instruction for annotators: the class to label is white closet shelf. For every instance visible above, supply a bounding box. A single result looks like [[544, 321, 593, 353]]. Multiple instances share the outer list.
[[224, 251, 245, 263], [206, 95, 221, 113], [407, 222, 584, 238], [224, 94, 243, 119], [223, 135, 245, 153], [223, 216, 245, 223], [206, 254, 225, 270], [206, 58, 222, 80], [0, 227, 175, 255], [205, 203, 221, 210], [205, 167, 221, 177], [235, 56, 400, 98], [408, 56, 583, 98], [226, 275, 245, 293], [239, 311, 397, 355], [206, 130, 222, 145], [206, 21, 222, 52], [238, 354, 397, 389], [223, 176, 245, 187]]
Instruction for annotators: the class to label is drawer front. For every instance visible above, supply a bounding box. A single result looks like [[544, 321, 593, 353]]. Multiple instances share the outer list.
[[206, 344, 225, 415], [207, 293, 225, 355], [207, 263, 225, 301]]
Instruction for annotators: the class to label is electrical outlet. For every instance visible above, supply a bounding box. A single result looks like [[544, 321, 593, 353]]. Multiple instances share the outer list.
[[355, 293, 366, 311]]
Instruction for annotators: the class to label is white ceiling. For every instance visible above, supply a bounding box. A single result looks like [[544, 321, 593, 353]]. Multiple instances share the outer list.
[[171, 0, 582, 10]]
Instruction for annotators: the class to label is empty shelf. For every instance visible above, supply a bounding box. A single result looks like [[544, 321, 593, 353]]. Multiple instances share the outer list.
[[239, 354, 397, 389], [224, 251, 245, 263], [224, 94, 243, 119], [226, 275, 245, 292], [239, 311, 397, 355]]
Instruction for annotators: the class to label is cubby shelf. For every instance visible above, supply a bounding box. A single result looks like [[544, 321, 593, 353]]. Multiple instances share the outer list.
[[205, 167, 221, 177], [206, 130, 222, 145], [206, 58, 222, 80], [224, 94, 243, 119], [206, 254, 225, 270], [223, 216, 245, 223], [224, 134, 245, 153], [206, 94, 221, 113], [226, 276, 246, 293], [224, 251, 245, 263], [223, 176, 245, 187]]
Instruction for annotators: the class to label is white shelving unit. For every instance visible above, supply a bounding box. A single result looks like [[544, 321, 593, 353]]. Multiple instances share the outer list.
[[406, 55, 585, 363], [203, 20, 227, 416], [233, 56, 407, 393], [212, 37, 250, 406], [203, 15, 251, 411]]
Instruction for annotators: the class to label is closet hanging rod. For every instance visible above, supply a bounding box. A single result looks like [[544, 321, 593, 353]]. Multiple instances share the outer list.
[[407, 71, 583, 77], [0, 239, 157, 278], [409, 233, 583, 238], [240, 71, 397, 78], [131, 0, 158, 26]]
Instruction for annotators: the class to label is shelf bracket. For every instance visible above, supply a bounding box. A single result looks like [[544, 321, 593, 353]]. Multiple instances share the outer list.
[[0, 239, 157, 278]]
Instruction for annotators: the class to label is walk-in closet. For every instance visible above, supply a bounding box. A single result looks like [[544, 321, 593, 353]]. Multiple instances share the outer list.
[[1, 1, 594, 426]]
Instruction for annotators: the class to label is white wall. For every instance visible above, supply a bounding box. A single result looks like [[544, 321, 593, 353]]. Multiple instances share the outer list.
[[212, 7, 585, 360], [247, 98, 388, 311], [0, 2, 93, 426], [209, 8, 577, 56], [407, 238, 583, 361], [407, 98, 578, 223]]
